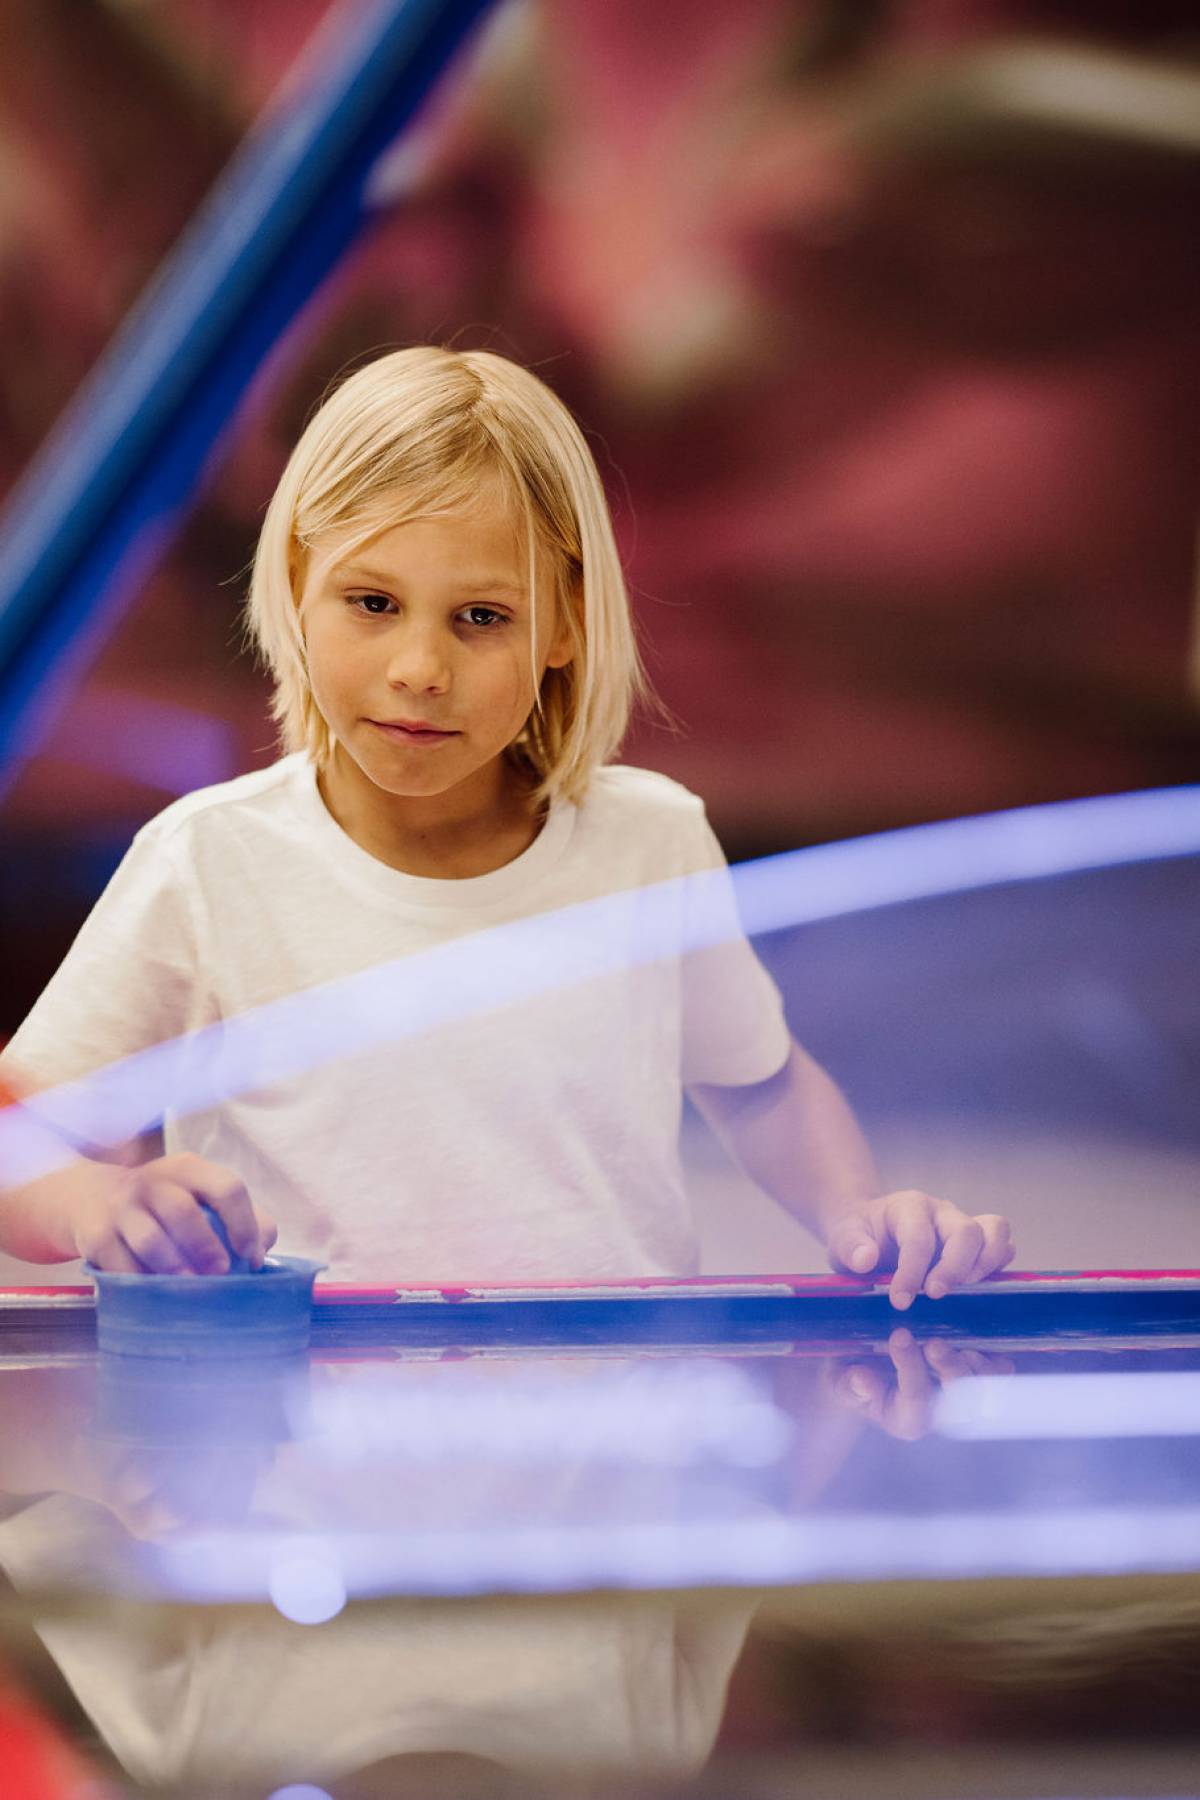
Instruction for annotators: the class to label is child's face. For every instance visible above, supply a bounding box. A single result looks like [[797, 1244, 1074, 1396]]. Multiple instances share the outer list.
[[298, 483, 572, 813]]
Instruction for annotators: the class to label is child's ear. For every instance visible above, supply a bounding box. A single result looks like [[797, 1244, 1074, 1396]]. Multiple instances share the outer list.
[[545, 624, 574, 671], [544, 574, 580, 670], [288, 542, 306, 602]]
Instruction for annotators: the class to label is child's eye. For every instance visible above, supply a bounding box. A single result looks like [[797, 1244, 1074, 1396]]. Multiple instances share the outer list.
[[350, 593, 394, 616], [461, 605, 507, 629]]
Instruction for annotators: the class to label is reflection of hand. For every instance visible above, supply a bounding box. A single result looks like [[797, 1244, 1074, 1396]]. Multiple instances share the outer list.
[[0, 1369, 274, 1539], [826, 1327, 1015, 1441], [826, 1190, 1014, 1308]]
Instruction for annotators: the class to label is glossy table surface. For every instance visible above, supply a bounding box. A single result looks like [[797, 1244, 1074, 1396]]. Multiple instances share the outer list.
[[3, 1270, 1200, 1798], [2, 1269, 1199, 1606]]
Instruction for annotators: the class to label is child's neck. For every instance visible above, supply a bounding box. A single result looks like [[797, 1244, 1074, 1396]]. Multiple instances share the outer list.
[[318, 751, 543, 880]]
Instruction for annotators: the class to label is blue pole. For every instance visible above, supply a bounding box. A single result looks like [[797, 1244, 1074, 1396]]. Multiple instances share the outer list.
[[0, 0, 496, 784]]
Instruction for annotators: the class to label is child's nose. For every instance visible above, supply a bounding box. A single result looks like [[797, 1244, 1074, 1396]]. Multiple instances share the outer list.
[[385, 628, 451, 693]]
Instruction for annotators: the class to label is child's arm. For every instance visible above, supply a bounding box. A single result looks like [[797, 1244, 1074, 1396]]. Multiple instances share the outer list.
[[689, 1042, 1014, 1309]]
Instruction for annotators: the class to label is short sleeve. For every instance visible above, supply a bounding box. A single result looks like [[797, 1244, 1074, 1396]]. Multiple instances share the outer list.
[[679, 812, 790, 1088], [0, 823, 202, 1144]]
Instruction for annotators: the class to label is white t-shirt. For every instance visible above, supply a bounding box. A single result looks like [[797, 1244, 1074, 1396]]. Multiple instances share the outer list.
[[0, 1491, 753, 1786], [1, 757, 788, 1282]]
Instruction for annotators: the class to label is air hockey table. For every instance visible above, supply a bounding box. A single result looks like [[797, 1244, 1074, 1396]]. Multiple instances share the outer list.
[[3, 1266, 1200, 1590], [5, 1262, 1200, 1347], [2, 1268, 1199, 1799]]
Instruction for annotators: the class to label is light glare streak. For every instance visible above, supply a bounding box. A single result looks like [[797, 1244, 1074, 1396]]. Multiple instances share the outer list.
[[154, 1504, 1200, 1602], [2, 784, 1197, 1179], [938, 1371, 1200, 1440]]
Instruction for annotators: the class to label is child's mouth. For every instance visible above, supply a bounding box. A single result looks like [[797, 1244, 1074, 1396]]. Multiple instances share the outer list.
[[370, 720, 459, 745]]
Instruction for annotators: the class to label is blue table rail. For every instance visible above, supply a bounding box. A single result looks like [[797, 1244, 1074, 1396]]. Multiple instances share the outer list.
[[3, 1270, 1200, 1359]]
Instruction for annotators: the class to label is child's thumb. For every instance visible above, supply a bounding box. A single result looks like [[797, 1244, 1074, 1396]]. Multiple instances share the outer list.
[[828, 1214, 880, 1276]]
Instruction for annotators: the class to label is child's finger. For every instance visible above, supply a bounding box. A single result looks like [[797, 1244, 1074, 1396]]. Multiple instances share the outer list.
[[198, 1177, 262, 1265], [839, 1361, 887, 1411], [924, 1338, 981, 1383], [923, 1214, 985, 1298], [144, 1184, 231, 1273], [884, 1326, 937, 1438], [160, 1154, 261, 1265], [117, 1206, 192, 1275], [885, 1193, 938, 1309], [81, 1232, 144, 1275], [825, 1213, 881, 1276], [970, 1213, 1016, 1279]]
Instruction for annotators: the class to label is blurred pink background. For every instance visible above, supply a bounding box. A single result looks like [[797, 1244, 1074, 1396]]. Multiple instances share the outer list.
[[1, 0, 1197, 1027]]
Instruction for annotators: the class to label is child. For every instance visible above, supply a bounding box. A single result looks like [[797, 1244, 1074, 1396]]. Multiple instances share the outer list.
[[0, 348, 1012, 1306]]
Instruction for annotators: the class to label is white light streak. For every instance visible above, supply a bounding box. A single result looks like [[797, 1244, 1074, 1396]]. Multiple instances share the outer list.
[[938, 1371, 1200, 1440], [155, 1504, 1200, 1603], [305, 1361, 792, 1470]]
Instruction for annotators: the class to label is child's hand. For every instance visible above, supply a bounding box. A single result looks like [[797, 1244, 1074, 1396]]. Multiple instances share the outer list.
[[825, 1190, 1014, 1310], [825, 1327, 1016, 1440], [65, 1153, 276, 1275]]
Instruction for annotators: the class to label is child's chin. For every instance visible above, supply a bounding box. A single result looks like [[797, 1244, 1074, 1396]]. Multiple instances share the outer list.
[[371, 770, 457, 798], [368, 758, 476, 801]]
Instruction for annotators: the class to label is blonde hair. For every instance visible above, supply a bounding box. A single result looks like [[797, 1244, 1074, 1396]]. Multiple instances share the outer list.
[[246, 346, 645, 805]]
